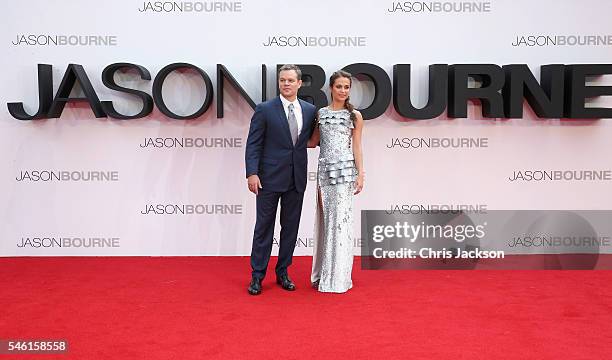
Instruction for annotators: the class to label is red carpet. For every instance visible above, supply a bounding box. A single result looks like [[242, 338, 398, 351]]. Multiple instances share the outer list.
[[1, 256, 611, 359]]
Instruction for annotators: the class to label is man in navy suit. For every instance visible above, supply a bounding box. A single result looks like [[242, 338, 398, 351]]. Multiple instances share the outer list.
[[245, 64, 317, 295]]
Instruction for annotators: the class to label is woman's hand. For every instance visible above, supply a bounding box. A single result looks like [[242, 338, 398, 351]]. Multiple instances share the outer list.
[[354, 174, 364, 195], [307, 125, 320, 148]]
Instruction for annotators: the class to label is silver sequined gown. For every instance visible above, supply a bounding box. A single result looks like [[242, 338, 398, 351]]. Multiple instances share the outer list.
[[311, 107, 357, 293]]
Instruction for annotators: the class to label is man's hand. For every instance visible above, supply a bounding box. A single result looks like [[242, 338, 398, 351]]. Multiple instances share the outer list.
[[247, 175, 263, 195]]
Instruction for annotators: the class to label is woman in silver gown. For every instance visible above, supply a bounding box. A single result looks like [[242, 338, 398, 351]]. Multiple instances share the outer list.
[[308, 70, 365, 293]]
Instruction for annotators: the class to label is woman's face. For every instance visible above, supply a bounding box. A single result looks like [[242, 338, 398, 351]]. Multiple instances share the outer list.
[[330, 76, 351, 102]]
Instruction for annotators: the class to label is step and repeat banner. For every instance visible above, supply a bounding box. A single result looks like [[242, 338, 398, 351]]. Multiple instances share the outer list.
[[1, 0, 612, 256]]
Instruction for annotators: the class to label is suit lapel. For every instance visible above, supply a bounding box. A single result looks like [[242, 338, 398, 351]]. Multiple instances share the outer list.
[[275, 97, 294, 147], [297, 99, 312, 145]]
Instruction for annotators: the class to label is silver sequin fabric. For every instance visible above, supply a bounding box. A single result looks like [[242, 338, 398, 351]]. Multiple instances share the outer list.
[[311, 107, 356, 293]]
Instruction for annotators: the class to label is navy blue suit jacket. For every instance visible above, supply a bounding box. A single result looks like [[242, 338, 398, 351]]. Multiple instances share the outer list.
[[245, 96, 317, 193]]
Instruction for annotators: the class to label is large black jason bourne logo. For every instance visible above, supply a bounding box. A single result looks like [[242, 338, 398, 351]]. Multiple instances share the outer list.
[[7, 63, 612, 120]]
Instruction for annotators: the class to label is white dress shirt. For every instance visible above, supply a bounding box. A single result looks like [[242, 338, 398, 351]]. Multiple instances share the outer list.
[[279, 95, 303, 135]]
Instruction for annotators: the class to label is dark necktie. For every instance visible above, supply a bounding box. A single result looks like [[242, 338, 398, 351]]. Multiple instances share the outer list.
[[288, 103, 298, 145]]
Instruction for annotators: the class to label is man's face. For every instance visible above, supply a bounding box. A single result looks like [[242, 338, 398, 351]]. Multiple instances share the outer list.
[[278, 70, 302, 99]]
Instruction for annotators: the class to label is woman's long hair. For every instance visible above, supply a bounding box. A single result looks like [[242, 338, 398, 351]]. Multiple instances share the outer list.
[[329, 70, 356, 121]]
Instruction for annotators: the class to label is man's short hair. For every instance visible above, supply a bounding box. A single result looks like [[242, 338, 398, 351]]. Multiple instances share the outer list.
[[278, 64, 302, 80]]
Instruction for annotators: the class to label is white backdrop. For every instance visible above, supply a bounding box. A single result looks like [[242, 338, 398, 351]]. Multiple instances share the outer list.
[[1, 0, 612, 256]]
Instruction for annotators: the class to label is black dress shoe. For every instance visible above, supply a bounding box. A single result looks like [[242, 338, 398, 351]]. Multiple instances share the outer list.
[[311, 280, 319, 290], [276, 274, 296, 291], [248, 277, 262, 295]]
